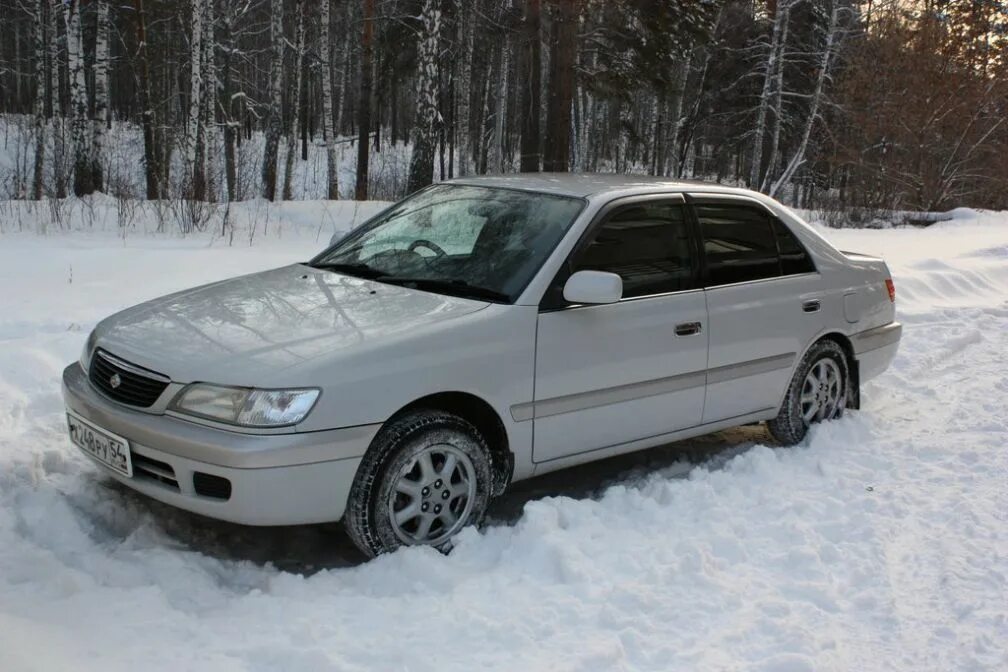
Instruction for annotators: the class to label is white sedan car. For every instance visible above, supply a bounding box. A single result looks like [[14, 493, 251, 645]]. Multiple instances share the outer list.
[[63, 174, 901, 557]]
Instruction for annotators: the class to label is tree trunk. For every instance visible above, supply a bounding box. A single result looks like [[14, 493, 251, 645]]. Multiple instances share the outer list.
[[665, 59, 689, 177], [760, 1, 791, 193], [750, 0, 787, 189], [221, 6, 237, 202], [519, 0, 542, 172], [132, 0, 159, 199], [283, 0, 306, 201], [260, 0, 284, 200], [49, 0, 66, 198], [321, 0, 340, 199], [336, 33, 350, 137], [355, 0, 375, 200], [544, 0, 576, 172], [407, 0, 443, 192], [32, 0, 46, 200], [456, 1, 474, 176], [201, 0, 217, 201], [90, 0, 109, 194], [490, 41, 508, 173], [186, 0, 206, 200], [770, 2, 840, 198], [64, 0, 94, 196]]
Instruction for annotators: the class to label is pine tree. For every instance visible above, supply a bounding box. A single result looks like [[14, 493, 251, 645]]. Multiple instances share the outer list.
[[519, 0, 542, 172], [544, 0, 577, 172]]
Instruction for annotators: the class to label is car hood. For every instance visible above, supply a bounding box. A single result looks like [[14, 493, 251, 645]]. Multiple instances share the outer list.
[[93, 264, 489, 385]]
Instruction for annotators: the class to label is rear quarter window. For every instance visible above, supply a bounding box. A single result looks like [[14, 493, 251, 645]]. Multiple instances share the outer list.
[[772, 218, 816, 275]]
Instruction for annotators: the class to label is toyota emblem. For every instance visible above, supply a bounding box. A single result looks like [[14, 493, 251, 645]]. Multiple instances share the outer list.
[[109, 373, 121, 389]]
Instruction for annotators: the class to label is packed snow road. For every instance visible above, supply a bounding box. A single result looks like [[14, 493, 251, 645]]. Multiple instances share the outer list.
[[1, 211, 1006, 671]]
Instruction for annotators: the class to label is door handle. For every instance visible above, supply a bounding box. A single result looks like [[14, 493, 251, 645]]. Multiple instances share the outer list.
[[802, 300, 821, 313], [675, 321, 702, 336]]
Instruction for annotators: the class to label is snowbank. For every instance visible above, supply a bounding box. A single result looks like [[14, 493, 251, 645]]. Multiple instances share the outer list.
[[0, 209, 1006, 671]]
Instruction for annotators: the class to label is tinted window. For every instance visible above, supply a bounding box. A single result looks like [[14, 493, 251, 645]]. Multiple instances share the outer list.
[[696, 204, 780, 285], [772, 218, 816, 275], [573, 202, 695, 298]]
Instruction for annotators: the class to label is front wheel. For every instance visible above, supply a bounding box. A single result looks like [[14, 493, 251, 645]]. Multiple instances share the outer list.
[[767, 340, 849, 446], [344, 410, 492, 558]]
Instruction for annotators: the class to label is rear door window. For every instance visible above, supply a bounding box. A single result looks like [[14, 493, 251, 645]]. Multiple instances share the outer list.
[[695, 203, 780, 286]]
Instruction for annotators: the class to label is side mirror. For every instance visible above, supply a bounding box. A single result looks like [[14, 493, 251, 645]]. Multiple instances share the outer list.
[[563, 270, 623, 305]]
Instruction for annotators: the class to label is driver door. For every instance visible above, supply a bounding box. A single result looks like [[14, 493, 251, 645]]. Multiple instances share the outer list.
[[531, 196, 708, 464]]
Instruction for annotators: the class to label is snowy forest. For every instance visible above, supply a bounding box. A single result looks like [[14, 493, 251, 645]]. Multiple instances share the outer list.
[[0, 0, 1005, 213]]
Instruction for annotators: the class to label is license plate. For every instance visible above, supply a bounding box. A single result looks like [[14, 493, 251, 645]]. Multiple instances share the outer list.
[[66, 410, 133, 478]]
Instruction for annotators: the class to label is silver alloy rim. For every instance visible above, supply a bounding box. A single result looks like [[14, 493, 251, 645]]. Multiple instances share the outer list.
[[387, 444, 477, 546], [800, 358, 844, 424]]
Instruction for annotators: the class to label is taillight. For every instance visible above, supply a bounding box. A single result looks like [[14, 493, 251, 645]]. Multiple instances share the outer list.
[[885, 278, 896, 302]]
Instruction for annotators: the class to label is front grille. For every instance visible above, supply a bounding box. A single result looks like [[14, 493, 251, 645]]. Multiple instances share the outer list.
[[89, 349, 170, 408], [132, 453, 180, 491]]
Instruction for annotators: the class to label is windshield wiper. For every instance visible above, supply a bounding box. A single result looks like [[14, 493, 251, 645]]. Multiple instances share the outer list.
[[306, 261, 384, 279], [378, 276, 510, 303]]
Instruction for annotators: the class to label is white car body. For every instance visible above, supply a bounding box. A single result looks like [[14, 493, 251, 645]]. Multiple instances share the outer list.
[[62, 174, 901, 530]]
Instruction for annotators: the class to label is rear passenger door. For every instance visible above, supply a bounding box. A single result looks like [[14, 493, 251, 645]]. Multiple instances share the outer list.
[[691, 196, 824, 424]]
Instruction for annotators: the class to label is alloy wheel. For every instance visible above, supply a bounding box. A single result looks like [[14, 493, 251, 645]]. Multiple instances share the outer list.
[[800, 358, 844, 424], [386, 444, 477, 546]]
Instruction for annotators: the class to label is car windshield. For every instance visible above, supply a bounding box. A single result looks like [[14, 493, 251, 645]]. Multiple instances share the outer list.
[[310, 184, 584, 303]]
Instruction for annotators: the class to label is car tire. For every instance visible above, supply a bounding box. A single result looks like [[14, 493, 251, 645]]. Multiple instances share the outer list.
[[344, 410, 493, 558], [767, 339, 850, 446]]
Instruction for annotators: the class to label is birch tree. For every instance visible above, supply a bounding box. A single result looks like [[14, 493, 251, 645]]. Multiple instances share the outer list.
[[31, 0, 45, 199], [750, 0, 791, 189], [91, 0, 110, 194], [186, 0, 206, 199], [199, 0, 217, 201], [131, 0, 160, 199], [489, 42, 509, 174], [261, 0, 284, 200], [355, 0, 375, 199], [769, 1, 842, 197], [406, 0, 442, 193], [220, 0, 238, 202], [283, 0, 306, 201], [320, 0, 340, 200], [63, 0, 93, 195], [760, 0, 792, 193], [455, 0, 474, 177], [48, 0, 66, 198]]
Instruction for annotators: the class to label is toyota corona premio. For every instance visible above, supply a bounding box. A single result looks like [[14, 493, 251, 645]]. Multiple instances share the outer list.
[[62, 174, 901, 557]]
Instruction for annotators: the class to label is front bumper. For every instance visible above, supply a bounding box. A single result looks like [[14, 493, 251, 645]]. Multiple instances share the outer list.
[[61, 363, 380, 526]]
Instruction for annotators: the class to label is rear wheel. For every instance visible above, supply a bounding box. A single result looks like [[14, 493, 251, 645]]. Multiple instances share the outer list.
[[768, 340, 849, 446], [344, 410, 492, 558]]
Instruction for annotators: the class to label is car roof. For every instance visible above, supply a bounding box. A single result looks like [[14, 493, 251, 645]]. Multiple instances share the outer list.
[[447, 173, 760, 200]]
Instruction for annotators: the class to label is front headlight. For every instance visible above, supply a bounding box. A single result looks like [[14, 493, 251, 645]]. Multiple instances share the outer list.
[[171, 384, 320, 427]]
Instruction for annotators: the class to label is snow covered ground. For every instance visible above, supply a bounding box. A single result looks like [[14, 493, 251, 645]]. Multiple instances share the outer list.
[[0, 206, 1006, 671]]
